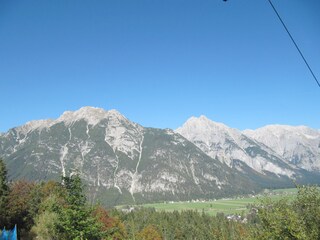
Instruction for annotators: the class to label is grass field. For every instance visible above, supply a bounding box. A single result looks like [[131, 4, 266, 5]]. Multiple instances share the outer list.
[[139, 188, 298, 216]]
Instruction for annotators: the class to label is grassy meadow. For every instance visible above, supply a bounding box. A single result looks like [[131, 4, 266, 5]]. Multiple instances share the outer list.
[[138, 188, 298, 215]]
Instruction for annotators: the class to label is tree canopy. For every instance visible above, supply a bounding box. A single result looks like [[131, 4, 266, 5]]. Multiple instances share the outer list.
[[1, 157, 320, 240]]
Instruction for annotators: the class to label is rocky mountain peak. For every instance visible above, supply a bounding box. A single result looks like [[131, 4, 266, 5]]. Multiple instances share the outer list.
[[176, 115, 240, 147], [1, 108, 319, 207], [10, 107, 131, 137], [176, 116, 299, 177], [15, 119, 55, 135], [243, 125, 319, 139], [243, 124, 320, 170], [58, 106, 125, 126], [57, 107, 107, 125]]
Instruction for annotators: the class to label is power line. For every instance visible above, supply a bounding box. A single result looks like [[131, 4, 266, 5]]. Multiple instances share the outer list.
[[267, 0, 320, 88]]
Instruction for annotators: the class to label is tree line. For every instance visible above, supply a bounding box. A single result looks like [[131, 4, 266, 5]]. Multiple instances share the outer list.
[[1, 158, 320, 239]]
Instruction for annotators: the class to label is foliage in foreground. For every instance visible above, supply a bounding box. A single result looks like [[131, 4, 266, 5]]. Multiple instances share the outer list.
[[1, 158, 320, 239], [111, 208, 250, 240], [0, 159, 114, 239], [251, 185, 320, 240]]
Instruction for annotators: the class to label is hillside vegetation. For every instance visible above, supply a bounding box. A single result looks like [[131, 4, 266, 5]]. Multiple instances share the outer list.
[[1, 159, 320, 239]]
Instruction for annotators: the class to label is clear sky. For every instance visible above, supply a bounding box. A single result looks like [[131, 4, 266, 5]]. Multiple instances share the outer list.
[[1, 0, 319, 133]]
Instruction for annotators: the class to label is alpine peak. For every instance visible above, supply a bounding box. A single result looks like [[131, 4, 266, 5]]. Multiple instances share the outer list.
[[58, 106, 125, 126]]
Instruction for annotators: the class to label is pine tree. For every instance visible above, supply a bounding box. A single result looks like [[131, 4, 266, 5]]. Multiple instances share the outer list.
[[56, 174, 102, 240], [0, 159, 9, 226]]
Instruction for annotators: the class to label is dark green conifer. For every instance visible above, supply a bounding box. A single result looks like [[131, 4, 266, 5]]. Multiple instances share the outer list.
[[0, 159, 9, 226]]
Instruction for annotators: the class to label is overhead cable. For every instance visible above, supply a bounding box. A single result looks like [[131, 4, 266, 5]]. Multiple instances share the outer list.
[[268, 0, 320, 88]]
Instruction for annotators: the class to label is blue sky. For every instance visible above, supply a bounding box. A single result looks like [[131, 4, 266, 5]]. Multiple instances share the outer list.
[[1, 0, 319, 132]]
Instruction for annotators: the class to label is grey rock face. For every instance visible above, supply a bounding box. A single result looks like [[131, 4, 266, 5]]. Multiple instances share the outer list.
[[1, 107, 319, 206], [0, 107, 256, 205]]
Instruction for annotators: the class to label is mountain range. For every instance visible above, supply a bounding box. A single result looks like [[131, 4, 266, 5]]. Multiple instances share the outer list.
[[1, 107, 319, 206]]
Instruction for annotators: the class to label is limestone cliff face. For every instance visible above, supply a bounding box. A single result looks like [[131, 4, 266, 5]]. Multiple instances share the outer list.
[[243, 125, 320, 171], [1, 107, 319, 207]]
